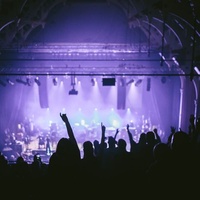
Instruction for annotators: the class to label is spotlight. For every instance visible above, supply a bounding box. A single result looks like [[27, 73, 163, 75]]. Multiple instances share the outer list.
[[26, 78, 32, 86], [53, 77, 58, 86], [34, 77, 41, 86], [135, 79, 142, 87], [159, 52, 165, 66], [119, 77, 125, 86], [6, 78, 14, 85], [194, 66, 200, 75], [172, 56, 179, 66], [126, 79, 134, 86], [69, 74, 78, 95], [91, 78, 95, 86]]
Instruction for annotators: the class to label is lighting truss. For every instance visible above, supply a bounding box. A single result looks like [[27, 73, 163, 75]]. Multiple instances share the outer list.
[[0, 42, 185, 77]]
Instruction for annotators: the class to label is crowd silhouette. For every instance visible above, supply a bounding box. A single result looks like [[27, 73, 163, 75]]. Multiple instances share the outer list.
[[1, 112, 200, 199]]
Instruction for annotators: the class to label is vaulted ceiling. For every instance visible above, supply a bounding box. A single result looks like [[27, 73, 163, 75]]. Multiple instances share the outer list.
[[0, 0, 199, 76]]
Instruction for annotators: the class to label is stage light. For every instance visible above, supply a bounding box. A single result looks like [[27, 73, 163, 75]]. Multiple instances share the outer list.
[[126, 79, 134, 86], [91, 78, 95, 86], [135, 79, 142, 87], [69, 74, 78, 95], [26, 78, 32, 86], [172, 56, 179, 66], [119, 77, 125, 86], [194, 66, 200, 75], [6, 78, 14, 85], [53, 77, 58, 86], [34, 77, 41, 86], [159, 52, 166, 66]]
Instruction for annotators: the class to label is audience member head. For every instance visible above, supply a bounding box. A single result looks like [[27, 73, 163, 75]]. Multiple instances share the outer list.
[[153, 142, 171, 161], [117, 139, 127, 151], [108, 136, 116, 148], [16, 156, 25, 164], [146, 131, 156, 145], [56, 137, 74, 156], [170, 131, 190, 153], [83, 141, 94, 158], [93, 140, 99, 147], [138, 132, 146, 145]]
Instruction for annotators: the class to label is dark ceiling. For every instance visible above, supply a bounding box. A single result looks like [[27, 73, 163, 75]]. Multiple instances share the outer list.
[[0, 0, 199, 76]]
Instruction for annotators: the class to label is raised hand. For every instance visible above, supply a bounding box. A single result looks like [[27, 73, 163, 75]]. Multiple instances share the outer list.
[[127, 124, 130, 131], [60, 113, 68, 123], [114, 128, 119, 140], [101, 122, 106, 134], [60, 113, 73, 138], [59, 112, 81, 159], [116, 128, 119, 134], [126, 123, 136, 151]]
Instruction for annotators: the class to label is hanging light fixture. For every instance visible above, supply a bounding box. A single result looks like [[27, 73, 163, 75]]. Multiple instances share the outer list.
[[26, 77, 32, 86], [53, 77, 58, 86], [91, 78, 96, 86], [34, 77, 41, 86], [6, 78, 14, 85], [69, 74, 78, 95], [126, 79, 134, 86], [135, 79, 142, 87]]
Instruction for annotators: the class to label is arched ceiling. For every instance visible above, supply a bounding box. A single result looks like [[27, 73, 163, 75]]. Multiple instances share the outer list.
[[0, 0, 199, 76]]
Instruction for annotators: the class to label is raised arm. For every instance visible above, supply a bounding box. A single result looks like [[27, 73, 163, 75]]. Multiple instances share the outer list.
[[60, 113, 75, 138], [126, 124, 137, 152], [60, 113, 80, 153], [100, 122, 106, 145], [113, 128, 119, 141], [153, 128, 161, 143], [99, 122, 106, 156]]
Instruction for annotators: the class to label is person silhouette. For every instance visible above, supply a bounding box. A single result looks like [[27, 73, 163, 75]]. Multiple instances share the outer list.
[[47, 113, 81, 198]]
